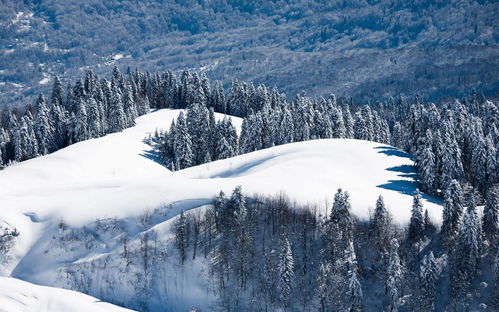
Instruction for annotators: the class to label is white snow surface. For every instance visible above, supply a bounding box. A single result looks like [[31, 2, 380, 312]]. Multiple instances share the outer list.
[[0, 108, 442, 310], [0, 277, 135, 312]]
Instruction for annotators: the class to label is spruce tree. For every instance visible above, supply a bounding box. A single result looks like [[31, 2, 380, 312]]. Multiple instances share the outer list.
[[173, 112, 193, 170], [482, 186, 498, 244], [441, 179, 464, 247], [277, 236, 294, 308], [386, 238, 402, 312], [174, 210, 189, 264], [347, 271, 363, 312], [420, 252, 439, 312], [107, 87, 127, 133], [73, 98, 88, 142], [408, 190, 424, 242], [34, 94, 53, 155], [87, 97, 102, 138]]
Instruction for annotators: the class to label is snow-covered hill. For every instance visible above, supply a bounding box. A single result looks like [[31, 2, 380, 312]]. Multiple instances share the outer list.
[[0, 108, 442, 311], [0, 277, 135, 312]]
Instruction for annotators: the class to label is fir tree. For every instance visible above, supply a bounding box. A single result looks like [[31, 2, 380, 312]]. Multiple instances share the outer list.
[[174, 210, 189, 264], [386, 238, 402, 312], [107, 87, 126, 133], [420, 252, 439, 312], [441, 180, 464, 247], [482, 186, 498, 244], [34, 94, 53, 155], [277, 236, 294, 308], [347, 270, 363, 312], [173, 112, 193, 170], [408, 190, 424, 242]]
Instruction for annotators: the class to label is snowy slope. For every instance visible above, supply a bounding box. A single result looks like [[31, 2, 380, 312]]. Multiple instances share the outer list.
[[0, 108, 442, 311], [0, 277, 135, 312]]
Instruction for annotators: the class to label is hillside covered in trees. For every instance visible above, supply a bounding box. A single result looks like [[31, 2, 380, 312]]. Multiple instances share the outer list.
[[1, 0, 497, 107]]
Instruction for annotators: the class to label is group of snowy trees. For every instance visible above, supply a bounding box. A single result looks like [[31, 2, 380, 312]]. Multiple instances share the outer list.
[[0, 67, 150, 166], [388, 93, 498, 196], [172, 185, 498, 311]]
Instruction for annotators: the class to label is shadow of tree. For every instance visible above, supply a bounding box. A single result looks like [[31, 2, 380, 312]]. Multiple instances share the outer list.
[[375, 147, 442, 205], [374, 146, 413, 160], [140, 149, 167, 168]]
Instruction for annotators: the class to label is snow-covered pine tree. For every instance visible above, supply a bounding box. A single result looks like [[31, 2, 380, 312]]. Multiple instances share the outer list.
[[73, 97, 88, 142], [371, 195, 391, 263], [441, 179, 464, 248], [173, 112, 193, 170], [386, 238, 403, 312], [277, 235, 294, 308], [347, 270, 363, 312], [482, 186, 498, 244], [441, 118, 464, 187], [415, 129, 436, 194], [450, 191, 482, 298], [174, 210, 189, 264], [50, 102, 69, 150], [87, 97, 102, 138], [51, 76, 65, 107], [215, 136, 233, 161], [122, 83, 138, 127], [107, 86, 127, 133], [342, 106, 355, 139], [420, 251, 439, 312], [34, 94, 54, 155], [408, 189, 424, 242], [485, 135, 497, 186], [317, 262, 331, 312]]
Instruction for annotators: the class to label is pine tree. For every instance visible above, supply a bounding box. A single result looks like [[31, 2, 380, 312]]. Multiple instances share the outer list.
[[441, 180, 464, 247], [73, 98, 88, 142], [123, 83, 138, 127], [420, 252, 439, 312], [416, 129, 436, 194], [87, 97, 102, 138], [34, 94, 53, 155], [386, 238, 402, 312], [215, 136, 233, 160], [107, 87, 126, 133], [451, 191, 482, 297], [317, 262, 331, 312], [483, 186, 498, 244], [342, 106, 355, 139], [173, 112, 193, 170], [371, 195, 391, 262], [408, 190, 424, 242], [174, 210, 189, 264], [347, 271, 363, 312], [277, 236, 294, 308], [51, 76, 64, 107]]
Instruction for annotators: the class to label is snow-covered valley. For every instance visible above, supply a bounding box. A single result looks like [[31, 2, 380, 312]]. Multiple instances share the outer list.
[[0, 109, 442, 311]]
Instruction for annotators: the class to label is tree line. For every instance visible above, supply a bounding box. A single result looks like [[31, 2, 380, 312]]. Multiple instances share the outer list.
[[1, 66, 497, 201]]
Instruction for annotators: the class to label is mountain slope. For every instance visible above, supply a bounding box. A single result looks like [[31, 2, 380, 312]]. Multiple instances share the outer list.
[[0, 108, 442, 311], [1, 0, 497, 107]]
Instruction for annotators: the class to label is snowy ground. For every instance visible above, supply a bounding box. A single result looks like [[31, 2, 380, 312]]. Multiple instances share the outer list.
[[0, 108, 442, 310], [0, 277, 135, 312]]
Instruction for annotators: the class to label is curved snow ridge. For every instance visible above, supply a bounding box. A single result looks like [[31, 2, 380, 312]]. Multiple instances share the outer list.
[[0, 277, 135, 312], [175, 139, 442, 224]]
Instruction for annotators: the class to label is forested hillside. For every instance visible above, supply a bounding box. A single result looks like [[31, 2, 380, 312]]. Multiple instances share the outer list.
[[1, 0, 497, 107]]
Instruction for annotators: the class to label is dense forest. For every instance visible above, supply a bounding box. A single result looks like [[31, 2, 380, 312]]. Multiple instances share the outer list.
[[1, 0, 497, 107]]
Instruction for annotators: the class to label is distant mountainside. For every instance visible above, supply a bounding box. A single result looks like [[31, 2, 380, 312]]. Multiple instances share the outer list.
[[1, 0, 498, 107]]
